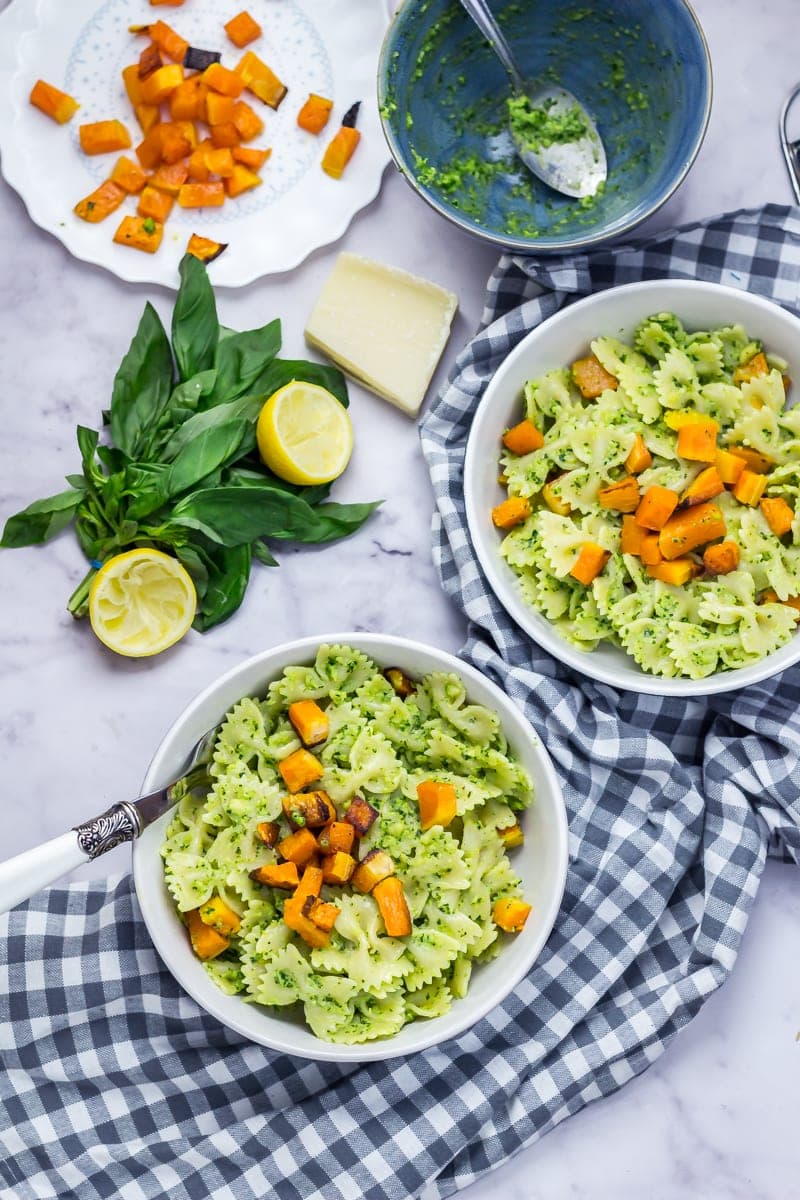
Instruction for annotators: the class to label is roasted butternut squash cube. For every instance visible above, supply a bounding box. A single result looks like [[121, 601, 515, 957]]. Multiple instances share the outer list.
[[150, 160, 189, 195], [297, 93, 334, 135], [250, 862, 299, 890], [317, 821, 355, 856], [597, 476, 640, 513], [29, 79, 79, 124], [232, 145, 271, 169], [351, 848, 395, 894], [140, 63, 184, 105], [624, 433, 652, 475], [680, 466, 724, 507], [492, 897, 531, 933], [646, 558, 698, 586], [635, 486, 679, 531], [733, 351, 768, 384], [702, 540, 740, 575], [497, 823, 524, 849], [79, 120, 132, 156], [232, 99, 264, 142], [491, 496, 530, 530], [204, 62, 246, 98], [279, 747, 324, 793], [206, 92, 236, 125], [225, 10, 263, 49], [502, 419, 544, 455], [137, 184, 174, 223], [342, 796, 378, 836], [186, 233, 228, 262], [321, 851, 356, 885], [255, 820, 280, 847], [383, 667, 416, 698], [541, 480, 571, 515], [288, 700, 329, 747], [307, 899, 340, 933], [760, 496, 793, 536], [373, 877, 411, 937], [235, 51, 287, 109], [74, 180, 126, 223], [177, 181, 226, 208], [676, 418, 718, 463], [569, 542, 610, 585], [186, 908, 229, 960], [198, 894, 241, 936], [277, 827, 319, 866], [729, 446, 773, 474], [225, 163, 261, 197], [732, 469, 767, 507], [715, 449, 746, 486], [417, 780, 457, 830], [110, 155, 148, 194], [658, 502, 726, 560], [571, 354, 617, 399], [112, 215, 163, 253], [282, 790, 336, 830]]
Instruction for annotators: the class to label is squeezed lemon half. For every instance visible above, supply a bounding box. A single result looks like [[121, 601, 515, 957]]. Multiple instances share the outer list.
[[88, 548, 197, 657], [256, 381, 354, 486]]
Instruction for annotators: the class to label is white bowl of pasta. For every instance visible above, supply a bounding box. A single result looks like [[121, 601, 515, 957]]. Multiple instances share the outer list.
[[132, 634, 568, 1061], [464, 279, 800, 695]]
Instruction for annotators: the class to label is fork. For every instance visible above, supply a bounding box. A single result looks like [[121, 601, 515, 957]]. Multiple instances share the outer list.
[[0, 720, 223, 916]]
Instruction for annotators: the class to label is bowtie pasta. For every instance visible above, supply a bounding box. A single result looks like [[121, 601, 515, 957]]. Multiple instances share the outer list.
[[492, 312, 800, 679], [162, 645, 533, 1044]]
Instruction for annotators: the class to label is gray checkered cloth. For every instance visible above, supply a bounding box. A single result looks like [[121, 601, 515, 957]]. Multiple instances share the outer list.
[[3, 206, 800, 1200]]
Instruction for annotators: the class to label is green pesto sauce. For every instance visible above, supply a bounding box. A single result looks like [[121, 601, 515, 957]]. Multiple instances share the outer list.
[[384, 2, 674, 241], [506, 95, 589, 151]]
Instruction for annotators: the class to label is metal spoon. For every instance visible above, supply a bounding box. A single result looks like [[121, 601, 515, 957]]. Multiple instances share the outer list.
[[458, 0, 607, 199]]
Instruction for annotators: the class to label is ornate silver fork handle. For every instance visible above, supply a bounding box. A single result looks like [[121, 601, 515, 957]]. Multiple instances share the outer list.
[[0, 734, 218, 914]]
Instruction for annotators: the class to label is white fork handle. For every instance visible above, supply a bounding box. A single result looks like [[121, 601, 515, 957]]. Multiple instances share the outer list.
[[0, 833, 89, 916]]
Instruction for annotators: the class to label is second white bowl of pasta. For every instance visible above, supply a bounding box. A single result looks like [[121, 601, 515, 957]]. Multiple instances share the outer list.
[[464, 279, 800, 695], [132, 634, 568, 1061]]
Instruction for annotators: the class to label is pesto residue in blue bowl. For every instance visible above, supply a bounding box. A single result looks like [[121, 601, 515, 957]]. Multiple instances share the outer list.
[[380, 0, 709, 250]]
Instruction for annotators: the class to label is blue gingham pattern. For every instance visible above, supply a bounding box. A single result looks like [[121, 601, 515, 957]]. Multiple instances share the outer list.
[[2, 206, 800, 1200]]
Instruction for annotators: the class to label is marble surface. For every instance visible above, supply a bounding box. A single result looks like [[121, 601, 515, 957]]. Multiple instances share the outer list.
[[0, 0, 799, 1195]]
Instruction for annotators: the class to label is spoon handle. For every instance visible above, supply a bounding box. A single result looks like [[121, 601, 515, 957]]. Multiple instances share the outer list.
[[457, 0, 526, 91]]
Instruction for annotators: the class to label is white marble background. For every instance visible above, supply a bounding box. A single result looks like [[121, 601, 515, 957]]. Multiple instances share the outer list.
[[0, 0, 799, 1196]]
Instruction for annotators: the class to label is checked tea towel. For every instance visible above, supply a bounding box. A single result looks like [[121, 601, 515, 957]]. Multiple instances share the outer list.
[[3, 205, 800, 1200]]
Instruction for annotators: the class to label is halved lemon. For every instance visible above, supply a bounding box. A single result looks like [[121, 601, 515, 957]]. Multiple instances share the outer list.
[[88, 548, 197, 658], [256, 381, 354, 486]]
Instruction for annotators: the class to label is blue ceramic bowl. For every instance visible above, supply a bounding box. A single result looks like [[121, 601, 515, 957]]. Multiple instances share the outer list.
[[378, 0, 712, 254]]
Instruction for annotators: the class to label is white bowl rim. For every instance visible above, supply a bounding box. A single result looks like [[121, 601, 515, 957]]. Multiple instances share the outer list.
[[464, 278, 800, 697], [132, 631, 569, 1061]]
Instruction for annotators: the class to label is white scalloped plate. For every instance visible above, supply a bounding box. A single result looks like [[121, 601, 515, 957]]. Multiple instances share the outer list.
[[0, 0, 389, 288]]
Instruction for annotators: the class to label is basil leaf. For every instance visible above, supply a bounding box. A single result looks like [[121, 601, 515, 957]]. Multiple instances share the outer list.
[[252, 541, 279, 566], [290, 500, 382, 544], [124, 462, 171, 521], [166, 421, 248, 498], [208, 319, 281, 404], [161, 394, 264, 461], [1, 489, 83, 547], [251, 358, 349, 407], [170, 486, 321, 545], [97, 445, 127, 475], [110, 303, 174, 458], [76, 426, 99, 474], [172, 255, 219, 382], [65, 474, 88, 491], [170, 369, 217, 411], [194, 543, 252, 631]]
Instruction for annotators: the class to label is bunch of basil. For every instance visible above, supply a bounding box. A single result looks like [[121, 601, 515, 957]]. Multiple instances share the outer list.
[[1, 255, 379, 630]]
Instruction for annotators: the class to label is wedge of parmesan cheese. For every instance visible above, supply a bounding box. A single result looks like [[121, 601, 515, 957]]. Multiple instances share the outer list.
[[304, 252, 458, 418]]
